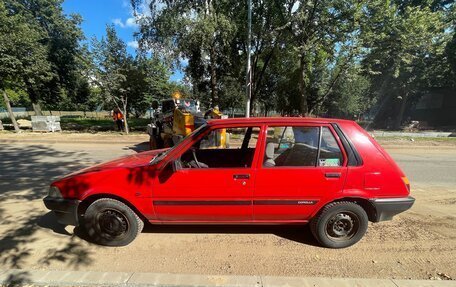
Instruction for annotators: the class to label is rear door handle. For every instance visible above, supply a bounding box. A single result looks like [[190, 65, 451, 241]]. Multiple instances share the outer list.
[[325, 172, 341, 178], [233, 174, 250, 180]]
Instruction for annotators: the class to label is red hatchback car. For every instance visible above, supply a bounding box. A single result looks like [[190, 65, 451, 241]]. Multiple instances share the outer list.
[[44, 117, 414, 248]]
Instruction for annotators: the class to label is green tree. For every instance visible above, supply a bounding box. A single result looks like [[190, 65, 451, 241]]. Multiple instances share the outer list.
[[126, 55, 171, 117], [362, 0, 450, 128], [0, 1, 52, 131], [284, 0, 364, 115], [92, 25, 131, 133], [92, 25, 173, 132], [132, 0, 237, 108], [2, 0, 87, 114]]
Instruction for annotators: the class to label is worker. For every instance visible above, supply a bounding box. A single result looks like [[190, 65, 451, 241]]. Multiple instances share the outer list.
[[204, 105, 220, 119], [112, 108, 124, 131]]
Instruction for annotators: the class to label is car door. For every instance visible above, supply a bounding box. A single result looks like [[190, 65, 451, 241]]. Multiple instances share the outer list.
[[152, 125, 261, 222], [253, 124, 348, 221]]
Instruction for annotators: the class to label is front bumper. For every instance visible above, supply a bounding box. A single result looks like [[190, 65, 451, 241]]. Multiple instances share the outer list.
[[43, 196, 80, 226], [370, 196, 415, 222]]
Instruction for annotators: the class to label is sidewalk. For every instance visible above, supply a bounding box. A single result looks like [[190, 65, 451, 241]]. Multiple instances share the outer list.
[[0, 269, 455, 287], [371, 131, 454, 138]]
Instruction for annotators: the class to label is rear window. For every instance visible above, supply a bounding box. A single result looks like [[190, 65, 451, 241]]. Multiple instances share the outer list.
[[263, 126, 344, 167]]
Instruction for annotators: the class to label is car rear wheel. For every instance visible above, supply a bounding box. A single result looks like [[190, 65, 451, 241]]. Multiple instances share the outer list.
[[311, 201, 368, 249], [84, 198, 144, 246]]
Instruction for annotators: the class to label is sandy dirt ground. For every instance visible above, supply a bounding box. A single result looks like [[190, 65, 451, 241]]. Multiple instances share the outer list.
[[0, 141, 455, 281]]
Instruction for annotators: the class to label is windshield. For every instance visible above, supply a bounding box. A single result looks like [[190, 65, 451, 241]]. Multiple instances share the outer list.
[[150, 123, 208, 165]]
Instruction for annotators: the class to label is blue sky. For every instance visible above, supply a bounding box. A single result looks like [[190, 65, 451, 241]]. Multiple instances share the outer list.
[[62, 0, 184, 82]]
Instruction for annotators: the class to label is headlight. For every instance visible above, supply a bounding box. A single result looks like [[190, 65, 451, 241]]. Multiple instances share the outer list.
[[48, 186, 62, 198]]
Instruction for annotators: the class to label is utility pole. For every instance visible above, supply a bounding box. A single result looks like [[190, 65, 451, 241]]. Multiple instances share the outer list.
[[245, 0, 252, 118]]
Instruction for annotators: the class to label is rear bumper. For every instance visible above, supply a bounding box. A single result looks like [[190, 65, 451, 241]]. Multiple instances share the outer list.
[[43, 196, 80, 226], [370, 196, 415, 222]]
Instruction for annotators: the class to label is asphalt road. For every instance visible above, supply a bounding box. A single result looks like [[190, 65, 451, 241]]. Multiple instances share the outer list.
[[388, 148, 456, 187], [0, 141, 455, 281]]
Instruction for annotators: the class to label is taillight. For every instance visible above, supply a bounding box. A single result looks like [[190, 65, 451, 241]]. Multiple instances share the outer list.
[[402, 176, 411, 192]]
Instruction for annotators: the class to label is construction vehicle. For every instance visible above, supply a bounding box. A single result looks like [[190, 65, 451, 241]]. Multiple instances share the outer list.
[[147, 91, 226, 149]]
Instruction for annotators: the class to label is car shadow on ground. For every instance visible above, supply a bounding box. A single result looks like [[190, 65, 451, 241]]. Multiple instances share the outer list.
[[0, 144, 97, 286], [141, 224, 321, 247], [37, 211, 72, 236], [71, 220, 320, 247]]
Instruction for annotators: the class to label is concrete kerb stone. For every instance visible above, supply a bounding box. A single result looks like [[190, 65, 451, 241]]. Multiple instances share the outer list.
[[392, 280, 456, 287], [128, 273, 262, 287], [1, 270, 456, 287], [261, 276, 398, 287], [0, 269, 132, 286]]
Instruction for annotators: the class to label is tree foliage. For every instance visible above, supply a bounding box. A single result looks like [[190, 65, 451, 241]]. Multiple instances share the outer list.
[[133, 0, 455, 127], [92, 25, 172, 132], [2, 0, 455, 130]]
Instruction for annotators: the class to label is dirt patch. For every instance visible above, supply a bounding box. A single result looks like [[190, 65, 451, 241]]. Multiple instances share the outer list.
[[1, 186, 455, 280]]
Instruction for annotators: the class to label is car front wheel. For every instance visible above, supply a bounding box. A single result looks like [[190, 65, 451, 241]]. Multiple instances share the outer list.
[[84, 198, 144, 246], [311, 201, 368, 249]]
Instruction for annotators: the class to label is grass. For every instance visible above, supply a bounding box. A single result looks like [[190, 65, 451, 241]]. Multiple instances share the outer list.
[[60, 117, 151, 132]]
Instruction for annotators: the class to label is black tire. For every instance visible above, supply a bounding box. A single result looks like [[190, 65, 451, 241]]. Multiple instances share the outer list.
[[310, 201, 368, 249], [84, 198, 144, 246]]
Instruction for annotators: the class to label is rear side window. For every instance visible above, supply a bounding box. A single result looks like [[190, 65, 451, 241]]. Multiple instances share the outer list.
[[319, 127, 343, 167], [263, 126, 344, 167]]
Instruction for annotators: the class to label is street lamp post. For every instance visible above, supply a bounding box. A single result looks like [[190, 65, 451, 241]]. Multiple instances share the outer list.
[[245, 0, 252, 118]]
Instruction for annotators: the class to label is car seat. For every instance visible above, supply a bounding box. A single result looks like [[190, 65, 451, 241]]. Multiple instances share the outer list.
[[263, 142, 276, 167]]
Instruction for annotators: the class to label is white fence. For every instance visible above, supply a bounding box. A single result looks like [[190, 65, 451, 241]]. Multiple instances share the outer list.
[[0, 110, 111, 119]]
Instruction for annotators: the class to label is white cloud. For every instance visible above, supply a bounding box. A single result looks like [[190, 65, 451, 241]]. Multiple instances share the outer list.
[[127, 40, 139, 49], [138, 0, 153, 17], [113, 18, 125, 28], [112, 17, 138, 29], [125, 17, 139, 28]]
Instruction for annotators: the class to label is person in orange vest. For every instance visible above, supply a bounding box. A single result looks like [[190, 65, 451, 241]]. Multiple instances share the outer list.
[[112, 108, 124, 131]]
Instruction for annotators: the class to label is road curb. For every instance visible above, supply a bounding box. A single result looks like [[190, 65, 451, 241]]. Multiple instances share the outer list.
[[0, 269, 455, 287]]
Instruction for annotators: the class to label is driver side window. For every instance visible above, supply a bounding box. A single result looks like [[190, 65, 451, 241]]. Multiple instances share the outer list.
[[180, 126, 260, 169]]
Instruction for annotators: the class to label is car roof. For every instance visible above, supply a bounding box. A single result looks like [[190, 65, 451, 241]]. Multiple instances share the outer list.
[[207, 116, 355, 126]]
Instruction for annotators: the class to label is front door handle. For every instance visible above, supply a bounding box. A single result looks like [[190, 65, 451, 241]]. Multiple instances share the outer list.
[[233, 174, 250, 180], [325, 172, 341, 178]]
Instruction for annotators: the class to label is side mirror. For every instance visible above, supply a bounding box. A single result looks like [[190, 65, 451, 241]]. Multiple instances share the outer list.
[[152, 100, 159, 110]]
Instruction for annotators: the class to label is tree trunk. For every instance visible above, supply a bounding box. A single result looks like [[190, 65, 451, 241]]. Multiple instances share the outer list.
[[209, 45, 218, 108], [2, 90, 20, 132], [32, 102, 43, 116], [0, 119, 4, 131], [25, 80, 43, 116], [122, 102, 129, 134], [394, 94, 408, 130], [299, 53, 309, 116]]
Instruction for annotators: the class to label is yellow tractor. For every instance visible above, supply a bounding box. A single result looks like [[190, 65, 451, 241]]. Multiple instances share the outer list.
[[147, 92, 226, 149]]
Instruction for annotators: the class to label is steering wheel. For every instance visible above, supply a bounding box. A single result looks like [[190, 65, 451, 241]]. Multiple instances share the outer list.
[[191, 148, 202, 168]]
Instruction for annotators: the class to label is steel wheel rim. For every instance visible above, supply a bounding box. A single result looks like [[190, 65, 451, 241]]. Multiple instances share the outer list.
[[325, 211, 360, 242], [97, 209, 129, 238]]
